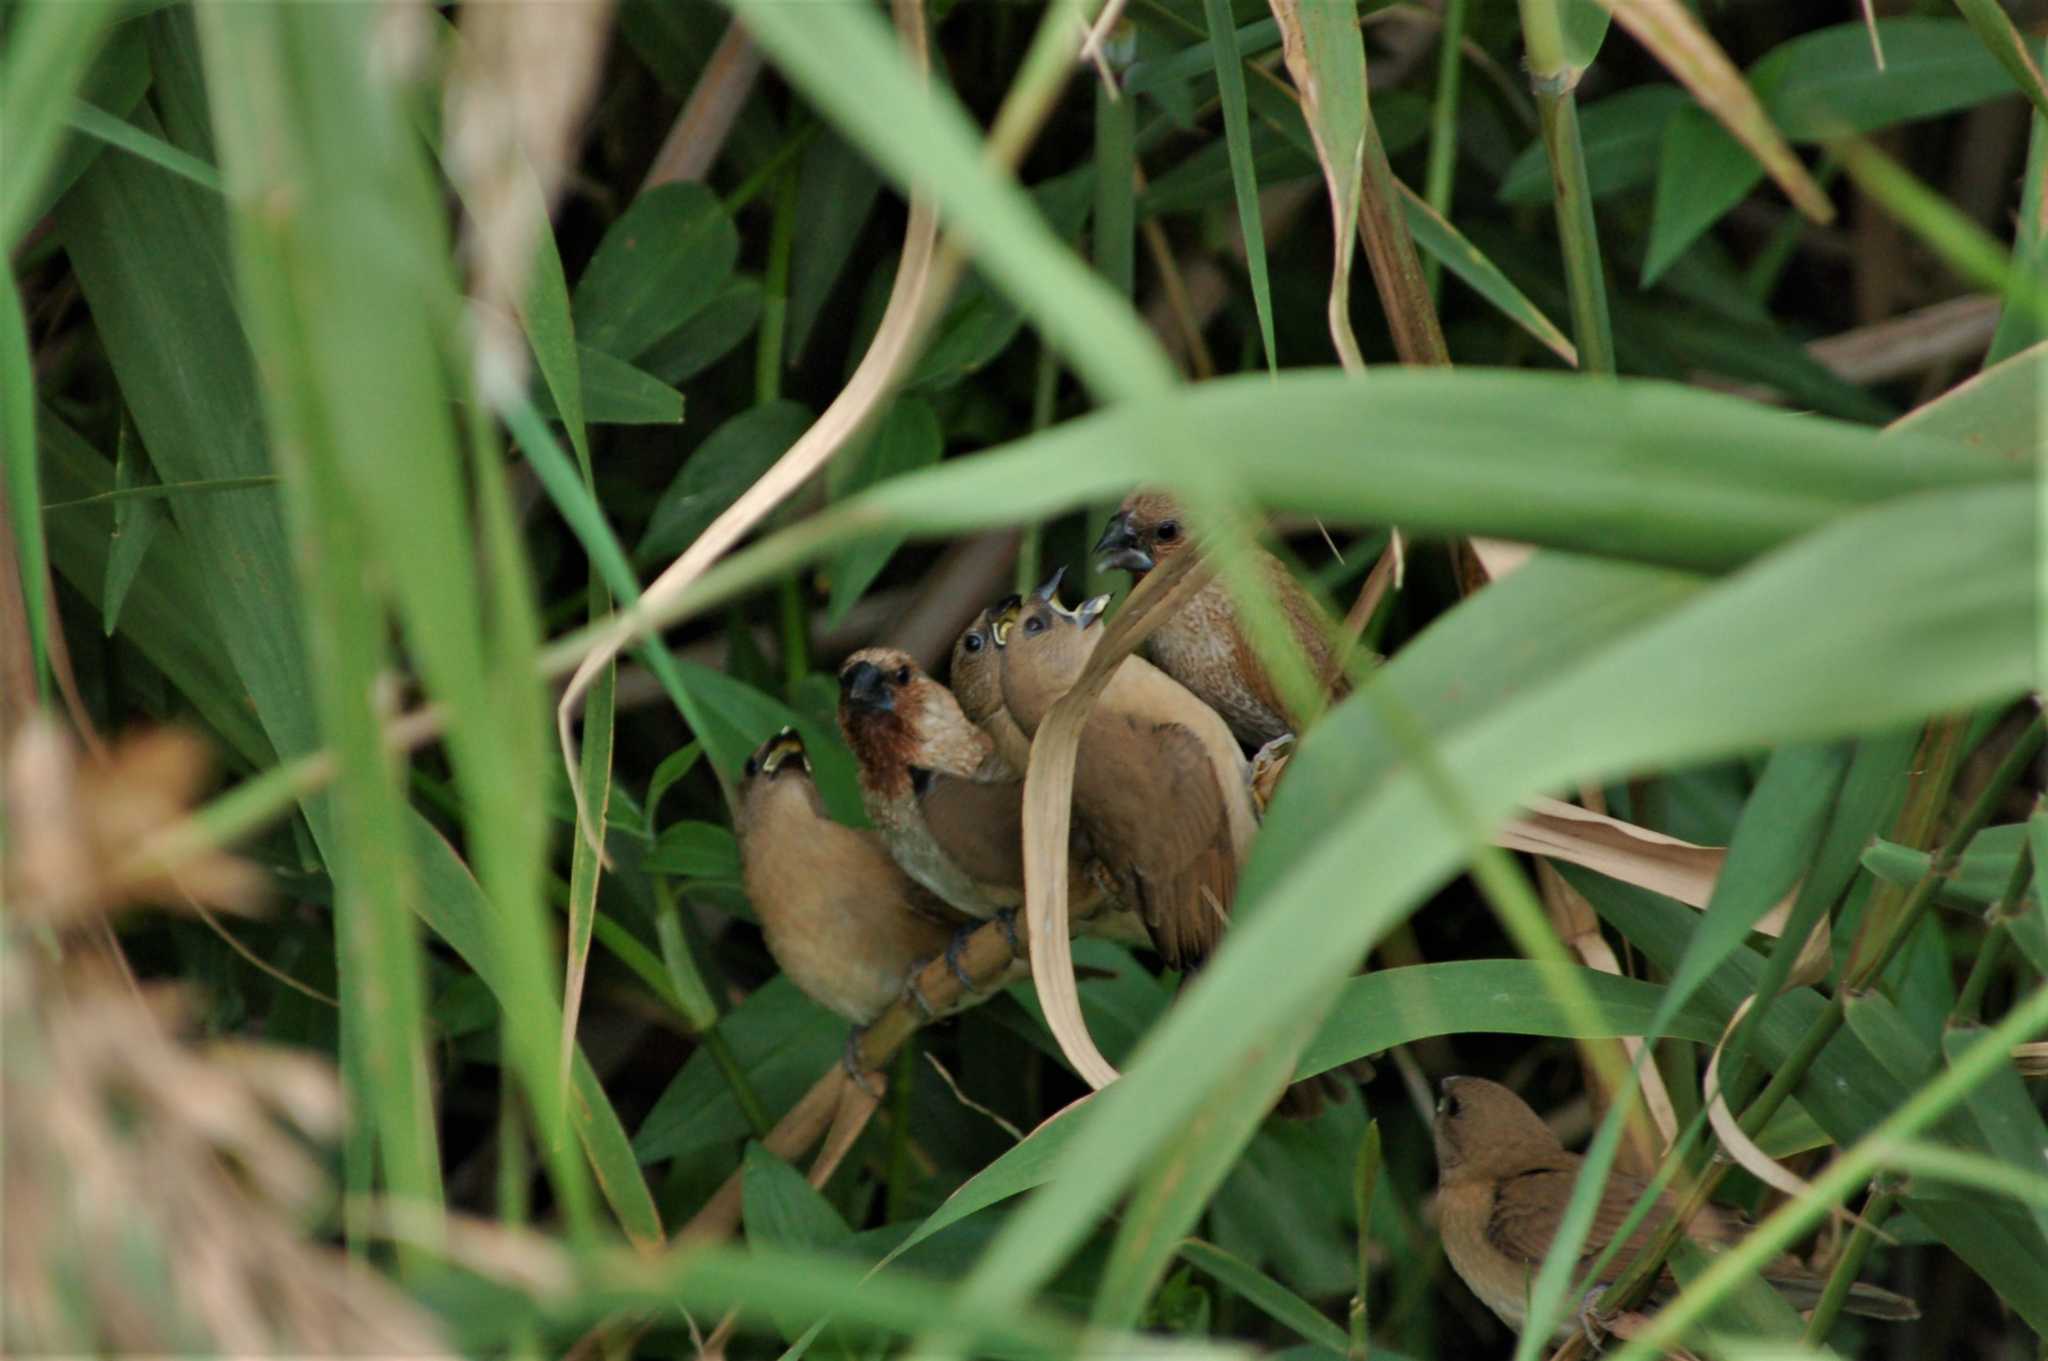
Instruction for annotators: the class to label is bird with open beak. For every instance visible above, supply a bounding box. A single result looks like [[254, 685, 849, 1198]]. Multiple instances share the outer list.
[[994, 570, 1258, 974], [1432, 1076, 1919, 1340], [949, 594, 1033, 776], [1094, 490, 1356, 749], [736, 729, 961, 1032]]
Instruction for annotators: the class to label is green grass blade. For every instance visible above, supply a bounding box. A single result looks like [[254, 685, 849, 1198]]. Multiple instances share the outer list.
[[725, 0, 1178, 402], [1201, 0, 1278, 372], [64, 98, 223, 192], [0, 0, 118, 247], [0, 268, 51, 702]]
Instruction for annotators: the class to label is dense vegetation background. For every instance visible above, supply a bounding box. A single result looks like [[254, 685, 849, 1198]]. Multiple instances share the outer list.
[[2, 0, 2043, 1357]]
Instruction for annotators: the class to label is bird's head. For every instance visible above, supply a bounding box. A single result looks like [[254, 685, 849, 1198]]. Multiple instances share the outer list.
[[837, 648, 988, 793], [997, 573, 1111, 730], [1432, 1075, 1565, 1183], [950, 594, 1021, 724], [1094, 490, 1192, 577]]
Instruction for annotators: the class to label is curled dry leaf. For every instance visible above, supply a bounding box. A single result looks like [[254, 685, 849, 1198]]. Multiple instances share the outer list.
[[1022, 548, 1214, 1090], [1701, 996, 1884, 1239], [3, 716, 265, 930]]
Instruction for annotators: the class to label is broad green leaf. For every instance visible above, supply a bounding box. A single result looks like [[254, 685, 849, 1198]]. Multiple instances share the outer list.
[[1399, 185, 1576, 364], [786, 132, 883, 366], [26, 18, 151, 226], [646, 741, 704, 830], [101, 417, 165, 635], [639, 274, 764, 385], [1178, 1239, 1350, 1355], [823, 397, 944, 625], [572, 182, 740, 363], [672, 661, 864, 826], [743, 1142, 853, 1252], [645, 819, 742, 880], [639, 400, 814, 562], [1300, 961, 1725, 1077], [1499, 85, 1692, 205], [1988, 50, 2048, 366], [633, 975, 844, 1165], [0, 270, 49, 699], [529, 344, 686, 427], [1643, 108, 1767, 286], [1946, 1023, 2048, 1249]]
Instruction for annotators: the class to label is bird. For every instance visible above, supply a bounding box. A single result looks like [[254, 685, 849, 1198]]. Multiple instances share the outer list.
[[949, 594, 1033, 775], [1431, 1075, 1920, 1339], [994, 575, 1359, 1118], [735, 728, 959, 1028], [1093, 490, 1358, 750], [837, 646, 1023, 922], [993, 574, 1257, 975], [837, 644, 1150, 957]]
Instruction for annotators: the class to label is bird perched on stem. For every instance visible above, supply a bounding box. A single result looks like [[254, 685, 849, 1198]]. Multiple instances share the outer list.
[[1094, 490, 1356, 749], [837, 645, 1147, 961], [736, 729, 958, 1031], [1431, 1076, 1919, 1340], [949, 595, 1032, 775], [994, 575, 1257, 974]]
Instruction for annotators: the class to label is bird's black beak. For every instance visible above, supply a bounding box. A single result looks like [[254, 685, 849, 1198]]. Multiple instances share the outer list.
[[1093, 511, 1153, 575], [1033, 565, 1068, 602], [840, 661, 894, 714]]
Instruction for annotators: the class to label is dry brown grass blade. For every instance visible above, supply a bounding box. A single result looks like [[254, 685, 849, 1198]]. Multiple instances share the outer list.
[[556, 0, 946, 849], [1536, 862, 1677, 1174], [1702, 996, 1885, 1237], [641, 18, 763, 193], [1269, 0, 1369, 372], [1467, 537, 1535, 582], [444, 0, 616, 394], [1598, 0, 1834, 224], [1325, 537, 1399, 693], [675, 1068, 855, 1244], [1022, 548, 1214, 1090], [1500, 796, 1728, 913]]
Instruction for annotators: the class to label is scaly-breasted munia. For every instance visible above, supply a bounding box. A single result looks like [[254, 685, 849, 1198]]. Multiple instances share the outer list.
[[837, 647, 1023, 923], [1094, 491, 1356, 749], [736, 729, 958, 1024], [1432, 1076, 1919, 1338], [993, 581, 1257, 973], [949, 595, 1033, 775]]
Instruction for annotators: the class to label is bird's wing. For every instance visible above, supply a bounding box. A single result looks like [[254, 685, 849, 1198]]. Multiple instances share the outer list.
[[1484, 1166, 1680, 1283], [920, 773, 1026, 890], [1074, 714, 1233, 969]]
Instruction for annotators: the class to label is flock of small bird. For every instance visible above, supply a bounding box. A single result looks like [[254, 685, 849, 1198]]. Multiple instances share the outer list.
[[732, 490, 1920, 1339]]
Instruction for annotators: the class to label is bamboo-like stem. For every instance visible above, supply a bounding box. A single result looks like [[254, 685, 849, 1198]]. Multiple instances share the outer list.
[[1515, 0, 1613, 374], [1954, 814, 2038, 1024], [1421, 0, 1472, 298], [1800, 1183, 1902, 1345]]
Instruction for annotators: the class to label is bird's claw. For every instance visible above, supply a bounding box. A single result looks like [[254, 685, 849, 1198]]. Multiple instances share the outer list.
[[993, 907, 1024, 961], [946, 928, 984, 995], [842, 1026, 884, 1099], [1577, 1286, 1613, 1351], [904, 971, 940, 1020]]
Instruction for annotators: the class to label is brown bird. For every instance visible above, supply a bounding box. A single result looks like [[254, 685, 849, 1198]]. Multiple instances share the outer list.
[[839, 644, 1150, 956], [995, 577, 1361, 1117], [736, 729, 958, 1027], [949, 594, 1033, 775], [1094, 490, 1356, 749], [994, 577, 1258, 974], [1432, 1076, 1920, 1339], [837, 647, 1023, 923]]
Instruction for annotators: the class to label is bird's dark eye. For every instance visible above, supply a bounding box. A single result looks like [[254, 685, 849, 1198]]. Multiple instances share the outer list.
[[895, 666, 912, 685], [1024, 615, 1046, 636], [1440, 1093, 1461, 1119], [964, 634, 984, 653], [1155, 520, 1180, 544], [744, 756, 759, 777]]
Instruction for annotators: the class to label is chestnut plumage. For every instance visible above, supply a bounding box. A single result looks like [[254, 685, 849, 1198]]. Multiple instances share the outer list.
[[1094, 491, 1355, 749], [1432, 1076, 1919, 1337]]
